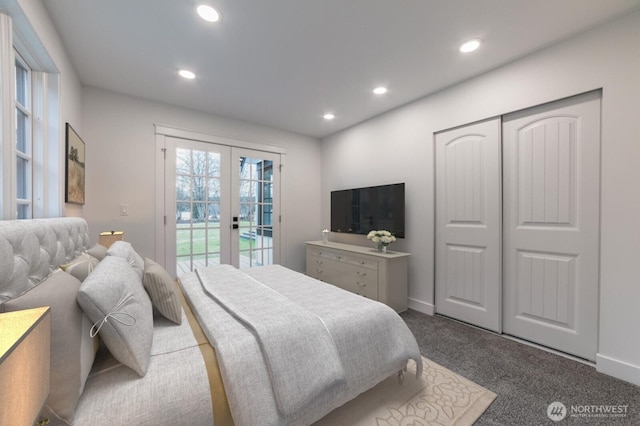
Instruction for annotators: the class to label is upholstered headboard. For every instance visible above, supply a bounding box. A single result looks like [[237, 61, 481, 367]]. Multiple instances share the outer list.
[[0, 218, 89, 303]]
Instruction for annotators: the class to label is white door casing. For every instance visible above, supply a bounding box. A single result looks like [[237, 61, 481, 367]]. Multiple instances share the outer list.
[[435, 118, 502, 332], [502, 92, 600, 361]]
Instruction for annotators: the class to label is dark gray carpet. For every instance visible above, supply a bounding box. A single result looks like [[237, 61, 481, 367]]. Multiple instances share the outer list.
[[401, 309, 639, 425]]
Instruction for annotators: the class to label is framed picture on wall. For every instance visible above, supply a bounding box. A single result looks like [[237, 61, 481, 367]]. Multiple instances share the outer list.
[[65, 123, 86, 205]]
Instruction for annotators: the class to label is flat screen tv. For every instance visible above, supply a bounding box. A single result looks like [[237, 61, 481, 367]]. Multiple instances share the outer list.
[[330, 183, 405, 238]]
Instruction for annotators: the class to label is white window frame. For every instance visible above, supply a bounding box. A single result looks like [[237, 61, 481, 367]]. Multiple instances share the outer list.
[[14, 52, 32, 218], [0, 8, 61, 219]]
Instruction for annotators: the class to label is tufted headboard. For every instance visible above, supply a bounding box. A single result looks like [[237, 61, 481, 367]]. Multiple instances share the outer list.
[[0, 217, 89, 304]]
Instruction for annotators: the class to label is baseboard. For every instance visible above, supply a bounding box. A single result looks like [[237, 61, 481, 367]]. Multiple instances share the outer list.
[[407, 298, 434, 315], [596, 353, 640, 386]]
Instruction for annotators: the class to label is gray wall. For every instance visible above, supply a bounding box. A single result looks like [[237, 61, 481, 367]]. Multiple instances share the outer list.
[[321, 11, 640, 385]]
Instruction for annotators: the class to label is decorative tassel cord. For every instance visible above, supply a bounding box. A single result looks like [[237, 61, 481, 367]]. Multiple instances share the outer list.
[[90, 294, 137, 337]]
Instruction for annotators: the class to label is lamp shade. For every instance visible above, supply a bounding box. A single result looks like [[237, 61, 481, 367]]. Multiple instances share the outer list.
[[0, 306, 51, 426], [98, 231, 124, 248]]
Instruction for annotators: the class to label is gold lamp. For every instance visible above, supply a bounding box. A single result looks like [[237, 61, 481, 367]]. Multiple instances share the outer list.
[[0, 306, 51, 426], [98, 231, 124, 248]]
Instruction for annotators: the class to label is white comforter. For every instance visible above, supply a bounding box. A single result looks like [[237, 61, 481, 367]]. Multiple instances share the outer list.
[[179, 264, 422, 426]]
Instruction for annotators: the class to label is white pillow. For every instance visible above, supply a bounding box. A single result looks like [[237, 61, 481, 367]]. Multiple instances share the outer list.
[[107, 241, 144, 280], [77, 256, 153, 376]]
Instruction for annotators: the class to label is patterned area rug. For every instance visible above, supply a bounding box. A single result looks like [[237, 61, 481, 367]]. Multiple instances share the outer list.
[[315, 356, 496, 426]]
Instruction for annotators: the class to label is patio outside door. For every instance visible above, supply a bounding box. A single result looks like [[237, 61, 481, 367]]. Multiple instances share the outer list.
[[162, 136, 280, 276]]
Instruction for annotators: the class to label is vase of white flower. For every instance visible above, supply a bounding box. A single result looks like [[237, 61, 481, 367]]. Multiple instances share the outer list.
[[367, 230, 396, 253]]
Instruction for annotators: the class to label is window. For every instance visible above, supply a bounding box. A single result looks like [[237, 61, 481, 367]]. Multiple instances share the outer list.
[[0, 10, 61, 219], [15, 54, 32, 218]]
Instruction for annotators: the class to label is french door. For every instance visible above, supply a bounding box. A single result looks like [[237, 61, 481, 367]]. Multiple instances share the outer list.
[[161, 136, 280, 277]]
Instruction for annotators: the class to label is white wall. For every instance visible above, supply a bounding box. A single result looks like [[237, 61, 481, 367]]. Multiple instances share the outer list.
[[81, 87, 322, 272], [321, 11, 640, 385]]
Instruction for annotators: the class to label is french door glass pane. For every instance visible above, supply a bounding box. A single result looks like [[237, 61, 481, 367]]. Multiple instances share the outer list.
[[176, 148, 191, 174], [207, 152, 221, 177], [207, 228, 221, 252], [175, 147, 223, 274], [237, 156, 274, 268]]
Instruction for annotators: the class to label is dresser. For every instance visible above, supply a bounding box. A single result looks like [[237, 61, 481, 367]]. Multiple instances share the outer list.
[[305, 241, 410, 312]]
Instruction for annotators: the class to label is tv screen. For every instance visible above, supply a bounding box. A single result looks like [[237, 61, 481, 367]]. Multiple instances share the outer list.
[[330, 183, 405, 238]]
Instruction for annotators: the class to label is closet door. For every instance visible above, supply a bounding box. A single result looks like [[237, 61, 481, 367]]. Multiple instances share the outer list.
[[435, 118, 502, 332], [502, 92, 600, 361]]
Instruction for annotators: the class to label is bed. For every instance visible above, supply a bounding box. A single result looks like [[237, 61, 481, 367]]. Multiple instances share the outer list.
[[0, 217, 422, 426]]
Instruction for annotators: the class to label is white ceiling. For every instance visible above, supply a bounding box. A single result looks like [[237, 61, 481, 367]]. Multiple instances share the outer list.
[[42, 0, 640, 138]]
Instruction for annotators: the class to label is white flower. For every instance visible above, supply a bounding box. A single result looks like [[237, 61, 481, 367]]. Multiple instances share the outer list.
[[367, 230, 396, 245]]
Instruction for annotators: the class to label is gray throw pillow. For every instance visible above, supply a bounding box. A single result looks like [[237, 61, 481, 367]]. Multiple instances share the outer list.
[[60, 252, 99, 281], [143, 258, 182, 324], [2, 270, 97, 424], [86, 243, 108, 261], [106, 241, 144, 280], [77, 256, 153, 376]]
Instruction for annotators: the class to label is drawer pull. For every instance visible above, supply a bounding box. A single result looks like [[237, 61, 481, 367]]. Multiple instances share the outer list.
[[316, 260, 323, 265], [356, 271, 367, 277], [356, 282, 367, 287]]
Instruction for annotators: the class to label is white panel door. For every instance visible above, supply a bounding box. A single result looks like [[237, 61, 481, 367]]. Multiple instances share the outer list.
[[435, 118, 502, 332], [503, 92, 600, 361]]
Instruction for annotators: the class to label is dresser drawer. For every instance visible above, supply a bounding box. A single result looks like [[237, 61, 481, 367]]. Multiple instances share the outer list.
[[307, 247, 377, 270], [342, 256, 377, 270], [306, 242, 409, 312], [353, 274, 378, 300], [306, 254, 322, 278]]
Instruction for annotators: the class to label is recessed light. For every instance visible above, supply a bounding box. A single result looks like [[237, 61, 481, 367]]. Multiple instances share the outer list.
[[373, 86, 388, 95], [323, 113, 335, 120], [179, 69, 196, 79], [460, 39, 481, 53], [197, 3, 221, 22]]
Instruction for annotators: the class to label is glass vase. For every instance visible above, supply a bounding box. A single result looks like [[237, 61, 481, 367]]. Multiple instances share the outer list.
[[376, 243, 387, 253]]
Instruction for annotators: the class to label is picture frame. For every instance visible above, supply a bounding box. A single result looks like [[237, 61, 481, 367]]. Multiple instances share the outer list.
[[65, 123, 86, 205]]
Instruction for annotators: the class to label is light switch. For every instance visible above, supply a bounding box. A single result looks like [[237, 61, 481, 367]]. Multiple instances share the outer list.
[[120, 204, 129, 216]]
